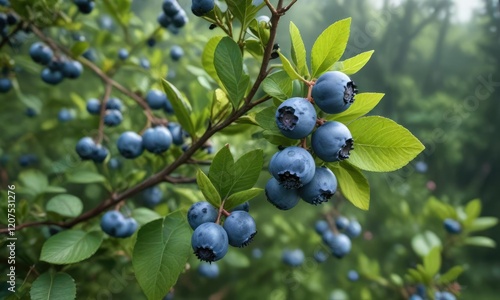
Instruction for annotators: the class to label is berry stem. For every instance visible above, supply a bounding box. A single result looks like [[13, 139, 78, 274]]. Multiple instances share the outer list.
[[215, 200, 227, 225], [306, 80, 315, 102], [96, 82, 112, 144]]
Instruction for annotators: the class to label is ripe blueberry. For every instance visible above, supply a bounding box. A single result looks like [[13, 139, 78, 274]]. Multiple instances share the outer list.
[[275, 97, 317, 139], [223, 211, 257, 247], [142, 186, 163, 207], [157, 13, 172, 28], [163, 0, 181, 17], [76, 137, 97, 160], [117, 131, 144, 159], [0, 78, 12, 93], [282, 249, 304, 267], [118, 48, 129, 60], [191, 222, 229, 262], [100, 211, 137, 238], [74, 0, 95, 14], [347, 270, 359, 281], [443, 218, 461, 234], [314, 250, 328, 263], [299, 167, 337, 205], [41, 68, 64, 85], [29, 42, 53, 65], [92, 144, 109, 163], [435, 291, 456, 300], [315, 220, 329, 235], [312, 71, 358, 114], [265, 177, 300, 210], [86, 98, 101, 115], [140, 57, 150, 69], [18, 154, 37, 167], [142, 126, 173, 154], [171, 10, 188, 28], [268, 146, 316, 189], [328, 233, 351, 258], [409, 295, 424, 300], [61, 60, 83, 79], [415, 161, 428, 173], [146, 89, 168, 110], [58, 108, 73, 122], [105, 97, 123, 111], [311, 121, 353, 162], [335, 216, 349, 230], [108, 157, 121, 169], [191, 0, 215, 17], [345, 219, 362, 238], [167, 122, 187, 145], [104, 109, 123, 127], [187, 201, 218, 230], [170, 45, 184, 61], [198, 262, 219, 279]]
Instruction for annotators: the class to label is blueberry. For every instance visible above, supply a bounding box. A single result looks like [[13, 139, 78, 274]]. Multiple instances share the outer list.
[[415, 161, 428, 173], [443, 218, 461, 234], [282, 249, 304, 267], [146, 38, 155, 48], [167, 122, 186, 145], [105, 97, 123, 111], [48, 60, 65, 71], [163, 0, 181, 17], [58, 108, 73, 122], [157, 13, 172, 28], [409, 294, 424, 300], [100, 211, 137, 238], [311, 121, 353, 162], [315, 220, 329, 235], [265, 177, 300, 210], [198, 262, 219, 278], [328, 233, 351, 258], [223, 211, 257, 247], [0, 78, 12, 93], [191, 222, 229, 262], [142, 186, 163, 207], [98, 15, 114, 30], [6, 13, 18, 26], [74, 0, 95, 14], [416, 284, 426, 298], [108, 157, 121, 169], [347, 270, 359, 281], [142, 126, 173, 154], [191, 0, 215, 17], [26, 107, 37, 117], [146, 89, 168, 110], [41, 68, 64, 85], [230, 202, 250, 212], [345, 219, 362, 238], [299, 167, 337, 205], [76, 137, 97, 160], [268, 146, 316, 189], [312, 71, 358, 114], [140, 57, 150, 69], [187, 201, 218, 230], [117, 131, 144, 159], [118, 48, 129, 60], [314, 250, 328, 263], [86, 98, 101, 115], [104, 109, 123, 127], [170, 45, 184, 61], [335, 216, 349, 230], [91, 144, 109, 163], [435, 291, 456, 300], [82, 48, 97, 62], [275, 97, 317, 139], [18, 154, 37, 167], [62, 60, 83, 79], [171, 10, 188, 28], [252, 248, 263, 259], [0, 0, 9, 7], [29, 42, 53, 65]]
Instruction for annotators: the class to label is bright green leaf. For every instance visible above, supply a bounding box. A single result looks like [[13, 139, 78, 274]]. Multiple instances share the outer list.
[[46, 194, 83, 218], [279, 52, 303, 81], [133, 211, 192, 300], [311, 18, 351, 77], [196, 169, 222, 207], [464, 236, 496, 248], [225, 188, 263, 210], [464, 198, 482, 225], [30, 272, 76, 300], [289, 22, 309, 77], [329, 162, 370, 210], [423, 247, 441, 277], [327, 93, 384, 124], [66, 171, 106, 184], [210, 88, 231, 124], [40, 230, 103, 264], [412, 231, 442, 257], [262, 71, 293, 101], [161, 79, 196, 136], [469, 217, 498, 232], [438, 266, 464, 284], [333, 50, 374, 75], [348, 116, 425, 172], [214, 37, 250, 107], [70, 41, 89, 57], [202, 36, 224, 86]]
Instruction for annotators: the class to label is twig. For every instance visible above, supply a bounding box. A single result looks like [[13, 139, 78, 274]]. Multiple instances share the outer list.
[[96, 82, 112, 144]]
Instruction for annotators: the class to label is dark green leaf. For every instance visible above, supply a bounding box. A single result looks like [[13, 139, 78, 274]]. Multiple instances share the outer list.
[[161, 79, 196, 136], [40, 230, 103, 264], [245, 39, 264, 59], [226, 0, 264, 30], [70, 41, 89, 57], [197, 169, 222, 207], [230, 149, 264, 195], [133, 211, 192, 300], [225, 188, 263, 210], [262, 71, 293, 101], [30, 272, 76, 300], [46, 194, 83, 218], [208, 145, 235, 198]]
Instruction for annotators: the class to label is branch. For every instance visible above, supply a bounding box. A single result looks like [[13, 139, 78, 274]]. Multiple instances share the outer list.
[[96, 82, 113, 144]]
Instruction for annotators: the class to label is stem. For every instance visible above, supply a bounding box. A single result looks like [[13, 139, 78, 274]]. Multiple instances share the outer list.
[[96, 82, 113, 144]]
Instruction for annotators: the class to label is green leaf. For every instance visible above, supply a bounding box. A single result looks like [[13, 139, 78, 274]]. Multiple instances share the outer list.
[[19, 170, 48, 196], [411, 231, 442, 257], [230, 149, 264, 195], [426, 197, 456, 220], [423, 247, 441, 277], [66, 171, 106, 184], [208, 145, 235, 198], [224, 250, 251, 268], [311, 18, 351, 77], [333, 50, 374, 75], [279, 52, 303, 81], [210, 88, 232, 124], [289, 22, 309, 77], [327, 93, 384, 124], [438, 266, 464, 284], [464, 236, 496, 248], [133, 211, 192, 300], [132, 208, 162, 225], [40, 230, 103, 264], [46, 194, 83, 218], [196, 169, 222, 207], [262, 71, 293, 101], [202, 36, 224, 86], [406, 268, 424, 283], [70, 41, 89, 57], [469, 217, 498, 232], [214, 37, 250, 107], [329, 162, 370, 210], [245, 39, 264, 59], [161, 79, 196, 136], [226, 0, 263, 30], [464, 198, 482, 225], [44, 186, 67, 193], [30, 272, 76, 300], [225, 188, 263, 210], [347, 116, 425, 172]]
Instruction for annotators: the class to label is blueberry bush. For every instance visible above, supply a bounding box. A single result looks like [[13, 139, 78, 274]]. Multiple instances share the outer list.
[[0, 0, 498, 299]]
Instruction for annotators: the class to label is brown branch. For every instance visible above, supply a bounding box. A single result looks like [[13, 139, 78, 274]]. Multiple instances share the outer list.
[[165, 176, 197, 184], [0, 21, 24, 49]]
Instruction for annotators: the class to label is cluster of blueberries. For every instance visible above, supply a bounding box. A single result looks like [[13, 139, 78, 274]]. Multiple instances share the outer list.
[[29, 42, 83, 85], [265, 71, 358, 209], [73, 0, 95, 14], [86, 96, 124, 127], [0, 8, 18, 93], [188, 201, 256, 262], [157, 0, 189, 34], [315, 215, 362, 259], [100, 210, 138, 238], [409, 285, 456, 300]]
